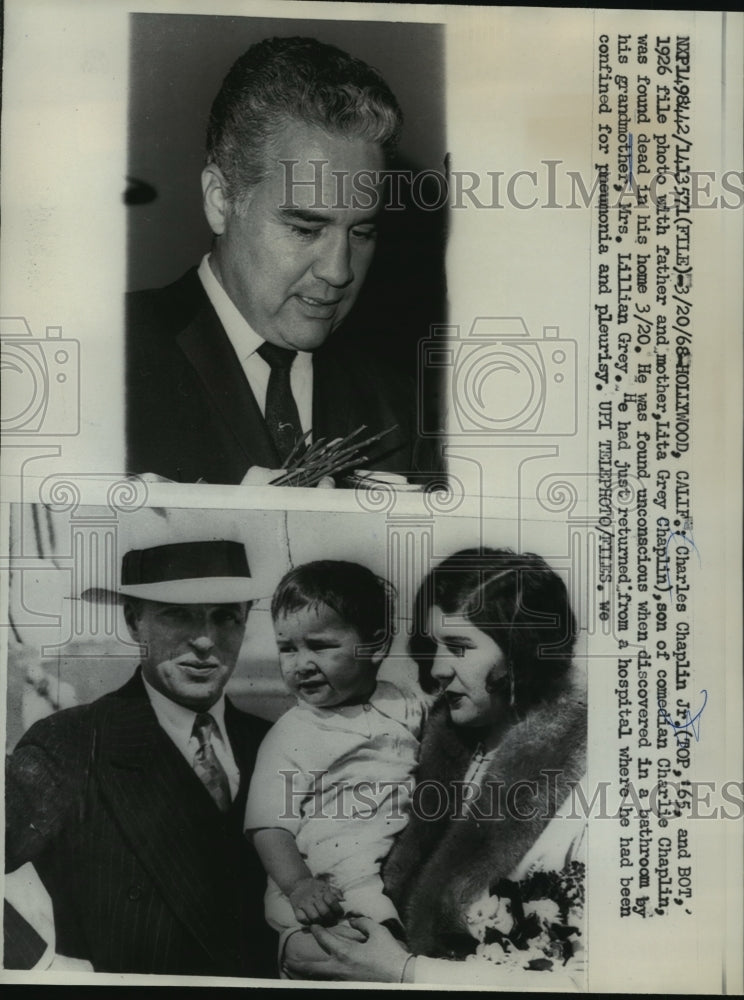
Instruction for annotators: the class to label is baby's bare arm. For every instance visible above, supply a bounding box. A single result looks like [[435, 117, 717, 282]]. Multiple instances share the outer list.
[[252, 828, 344, 925], [252, 828, 312, 895]]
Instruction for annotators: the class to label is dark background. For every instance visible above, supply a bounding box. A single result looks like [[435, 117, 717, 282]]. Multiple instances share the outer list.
[[126, 14, 448, 431]]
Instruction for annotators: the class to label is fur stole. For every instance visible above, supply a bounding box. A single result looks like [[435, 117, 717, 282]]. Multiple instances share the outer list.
[[383, 680, 586, 958]]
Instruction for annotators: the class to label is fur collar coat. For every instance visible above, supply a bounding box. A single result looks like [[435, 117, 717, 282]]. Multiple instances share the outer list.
[[383, 679, 587, 958]]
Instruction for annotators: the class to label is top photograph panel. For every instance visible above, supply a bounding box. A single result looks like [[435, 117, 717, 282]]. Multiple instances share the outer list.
[[125, 13, 447, 492]]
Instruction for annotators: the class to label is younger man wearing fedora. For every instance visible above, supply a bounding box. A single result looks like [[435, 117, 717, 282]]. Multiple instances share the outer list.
[[5, 539, 276, 977]]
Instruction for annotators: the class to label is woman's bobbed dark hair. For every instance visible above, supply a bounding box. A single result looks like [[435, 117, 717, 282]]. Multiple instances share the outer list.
[[409, 548, 577, 712]]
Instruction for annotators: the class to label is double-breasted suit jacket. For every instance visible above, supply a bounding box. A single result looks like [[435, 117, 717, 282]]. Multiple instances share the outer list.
[[126, 268, 441, 485], [5, 670, 275, 976]]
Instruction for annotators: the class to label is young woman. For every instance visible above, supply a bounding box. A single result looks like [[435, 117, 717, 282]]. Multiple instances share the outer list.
[[284, 548, 587, 986]]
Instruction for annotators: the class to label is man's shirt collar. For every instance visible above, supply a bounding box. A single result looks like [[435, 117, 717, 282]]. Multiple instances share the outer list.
[[197, 254, 264, 362], [142, 670, 228, 739], [197, 254, 313, 436]]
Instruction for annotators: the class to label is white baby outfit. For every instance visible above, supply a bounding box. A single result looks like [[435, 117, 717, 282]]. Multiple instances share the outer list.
[[245, 680, 424, 931]]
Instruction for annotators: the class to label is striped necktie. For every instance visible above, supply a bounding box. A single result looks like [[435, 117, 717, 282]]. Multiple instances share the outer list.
[[192, 713, 231, 812]]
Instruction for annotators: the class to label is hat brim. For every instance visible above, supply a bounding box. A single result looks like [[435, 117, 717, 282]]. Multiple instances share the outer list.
[[81, 577, 263, 605]]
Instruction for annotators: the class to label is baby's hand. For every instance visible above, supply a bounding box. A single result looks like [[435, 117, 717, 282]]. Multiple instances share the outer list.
[[289, 875, 344, 926]]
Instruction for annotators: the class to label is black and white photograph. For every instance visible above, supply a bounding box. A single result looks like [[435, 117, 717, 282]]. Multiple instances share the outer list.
[[124, 15, 447, 490], [4, 501, 586, 984]]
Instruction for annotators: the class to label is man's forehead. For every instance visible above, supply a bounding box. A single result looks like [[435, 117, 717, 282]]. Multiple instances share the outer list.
[[268, 117, 385, 163], [137, 599, 247, 613], [277, 204, 380, 226], [263, 118, 386, 212]]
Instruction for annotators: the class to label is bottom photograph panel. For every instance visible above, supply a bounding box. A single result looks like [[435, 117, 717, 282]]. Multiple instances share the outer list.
[[4, 501, 586, 988]]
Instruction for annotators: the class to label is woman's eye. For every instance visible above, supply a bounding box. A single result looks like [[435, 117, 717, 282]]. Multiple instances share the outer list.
[[445, 643, 466, 657], [352, 227, 376, 242]]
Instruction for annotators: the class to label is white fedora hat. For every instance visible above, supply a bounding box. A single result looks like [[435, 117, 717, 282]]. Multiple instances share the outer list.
[[81, 539, 261, 605]]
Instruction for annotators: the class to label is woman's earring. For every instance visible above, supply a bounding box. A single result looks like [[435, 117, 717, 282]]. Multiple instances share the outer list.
[[508, 661, 516, 709]]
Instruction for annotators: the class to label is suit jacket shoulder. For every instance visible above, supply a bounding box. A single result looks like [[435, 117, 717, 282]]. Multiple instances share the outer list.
[[6, 693, 114, 870], [128, 267, 207, 333], [6, 671, 270, 874], [6, 672, 276, 976], [126, 270, 279, 483], [313, 336, 443, 480]]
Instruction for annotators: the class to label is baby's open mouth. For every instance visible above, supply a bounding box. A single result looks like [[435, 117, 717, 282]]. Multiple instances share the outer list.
[[297, 678, 327, 692]]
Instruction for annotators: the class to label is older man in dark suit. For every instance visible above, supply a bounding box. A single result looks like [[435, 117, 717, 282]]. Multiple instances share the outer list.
[[126, 36, 441, 487], [5, 538, 276, 976]]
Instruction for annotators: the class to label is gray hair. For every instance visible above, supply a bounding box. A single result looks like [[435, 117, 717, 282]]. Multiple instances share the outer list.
[[206, 36, 403, 202]]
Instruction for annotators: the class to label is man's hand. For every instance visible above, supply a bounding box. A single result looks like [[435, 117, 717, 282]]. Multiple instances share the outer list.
[[288, 875, 344, 926], [241, 466, 335, 489], [283, 915, 412, 982], [281, 923, 366, 980]]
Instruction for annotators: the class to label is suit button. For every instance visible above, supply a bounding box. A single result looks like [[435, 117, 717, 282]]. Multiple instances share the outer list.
[[128, 883, 144, 901]]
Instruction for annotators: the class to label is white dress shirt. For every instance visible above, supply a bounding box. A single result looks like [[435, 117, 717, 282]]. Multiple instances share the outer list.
[[197, 254, 313, 436], [142, 674, 241, 800]]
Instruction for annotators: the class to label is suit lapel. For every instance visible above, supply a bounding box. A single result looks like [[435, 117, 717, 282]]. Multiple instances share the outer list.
[[176, 297, 280, 471], [313, 344, 409, 471], [95, 678, 242, 968], [312, 347, 353, 441]]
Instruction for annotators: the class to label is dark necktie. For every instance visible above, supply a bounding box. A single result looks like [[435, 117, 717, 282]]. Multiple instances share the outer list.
[[192, 713, 231, 812], [257, 341, 304, 464]]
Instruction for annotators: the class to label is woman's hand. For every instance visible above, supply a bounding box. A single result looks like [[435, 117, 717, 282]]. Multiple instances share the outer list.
[[284, 915, 414, 982]]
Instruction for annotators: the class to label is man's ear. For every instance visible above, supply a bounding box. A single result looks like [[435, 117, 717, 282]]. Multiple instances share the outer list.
[[202, 164, 229, 236], [122, 600, 141, 643]]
